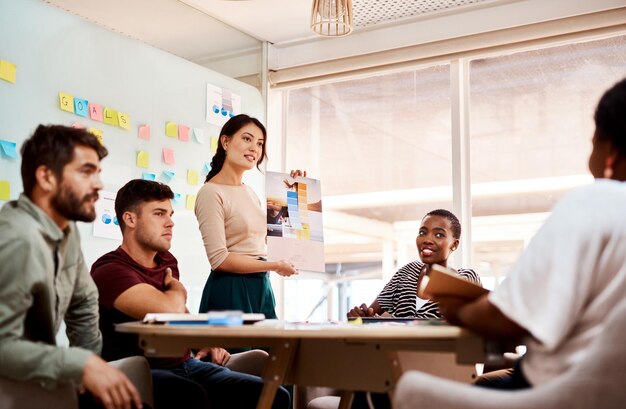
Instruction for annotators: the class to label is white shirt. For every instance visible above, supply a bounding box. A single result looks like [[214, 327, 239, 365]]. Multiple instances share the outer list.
[[490, 180, 626, 386]]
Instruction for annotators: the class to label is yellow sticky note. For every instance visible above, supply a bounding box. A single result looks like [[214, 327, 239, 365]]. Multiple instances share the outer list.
[[103, 107, 118, 126], [0, 60, 17, 83], [0, 180, 9, 201], [88, 128, 104, 146], [186, 194, 196, 210], [117, 112, 130, 130], [59, 92, 74, 113], [210, 136, 218, 153], [187, 169, 198, 185], [136, 151, 149, 168], [165, 122, 178, 138]]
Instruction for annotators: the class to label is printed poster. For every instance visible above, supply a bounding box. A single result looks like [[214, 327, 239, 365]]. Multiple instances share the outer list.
[[206, 83, 242, 127], [266, 171, 324, 272], [93, 190, 122, 241]]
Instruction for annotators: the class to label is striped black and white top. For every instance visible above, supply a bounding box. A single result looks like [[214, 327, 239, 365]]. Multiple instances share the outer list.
[[376, 260, 481, 319]]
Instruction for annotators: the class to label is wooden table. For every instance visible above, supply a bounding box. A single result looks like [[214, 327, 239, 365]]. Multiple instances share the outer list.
[[117, 321, 483, 409]]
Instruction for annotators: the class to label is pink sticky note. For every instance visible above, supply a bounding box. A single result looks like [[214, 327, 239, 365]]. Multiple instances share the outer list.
[[178, 125, 190, 142], [163, 148, 175, 165], [138, 125, 150, 140], [71, 122, 86, 129], [89, 103, 103, 122]]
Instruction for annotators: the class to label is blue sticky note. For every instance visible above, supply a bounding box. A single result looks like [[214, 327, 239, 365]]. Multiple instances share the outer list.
[[0, 140, 17, 158], [142, 172, 156, 181], [73, 98, 89, 117], [161, 170, 176, 181], [203, 162, 212, 174], [172, 192, 182, 204]]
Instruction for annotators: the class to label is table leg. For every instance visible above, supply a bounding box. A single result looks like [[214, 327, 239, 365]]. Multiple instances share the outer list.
[[338, 391, 354, 409], [258, 338, 299, 409]]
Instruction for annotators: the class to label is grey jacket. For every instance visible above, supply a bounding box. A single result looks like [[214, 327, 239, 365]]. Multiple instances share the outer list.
[[0, 194, 101, 389]]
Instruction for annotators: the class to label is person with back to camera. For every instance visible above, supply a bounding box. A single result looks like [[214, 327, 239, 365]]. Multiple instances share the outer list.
[[194, 114, 300, 318], [347, 209, 481, 320], [434, 77, 626, 390]]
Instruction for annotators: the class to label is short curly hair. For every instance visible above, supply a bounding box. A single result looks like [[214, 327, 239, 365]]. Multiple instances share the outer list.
[[423, 209, 461, 239]]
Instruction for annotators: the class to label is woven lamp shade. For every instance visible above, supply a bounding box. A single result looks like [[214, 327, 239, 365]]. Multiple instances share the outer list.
[[310, 0, 353, 37]]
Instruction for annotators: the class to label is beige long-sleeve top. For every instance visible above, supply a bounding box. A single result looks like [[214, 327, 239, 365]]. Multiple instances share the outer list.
[[195, 182, 267, 269]]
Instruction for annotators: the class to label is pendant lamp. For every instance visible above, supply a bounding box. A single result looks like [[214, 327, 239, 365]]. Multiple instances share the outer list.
[[310, 0, 353, 37]]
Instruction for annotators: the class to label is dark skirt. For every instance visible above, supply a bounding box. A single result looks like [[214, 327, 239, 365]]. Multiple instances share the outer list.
[[199, 270, 277, 319]]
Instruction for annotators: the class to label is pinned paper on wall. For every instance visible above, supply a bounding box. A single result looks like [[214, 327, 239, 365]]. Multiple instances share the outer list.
[[142, 172, 156, 181], [172, 192, 182, 204], [161, 170, 175, 182], [178, 125, 190, 142], [0, 140, 18, 158], [193, 128, 205, 144], [89, 103, 103, 122], [103, 107, 118, 126], [71, 122, 86, 129], [73, 98, 89, 117], [187, 169, 198, 185], [165, 122, 178, 138], [138, 125, 150, 140], [206, 83, 241, 126], [117, 112, 130, 130], [0, 60, 17, 83], [186, 194, 196, 210], [0, 180, 9, 201], [162, 148, 175, 165], [136, 151, 149, 168], [93, 190, 122, 241], [210, 136, 218, 153], [59, 92, 74, 113]]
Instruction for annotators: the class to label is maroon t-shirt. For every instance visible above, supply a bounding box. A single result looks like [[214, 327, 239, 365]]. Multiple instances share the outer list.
[[91, 247, 189, 368]]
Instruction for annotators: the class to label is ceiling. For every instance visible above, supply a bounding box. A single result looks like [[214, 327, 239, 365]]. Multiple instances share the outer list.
[[43, 0, 500, 71]]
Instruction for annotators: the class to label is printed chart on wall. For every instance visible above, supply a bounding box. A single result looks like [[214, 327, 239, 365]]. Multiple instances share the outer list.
[[206, 83, 241, 127], [93, 190, 122, 241], [266, 171, 324, 272]]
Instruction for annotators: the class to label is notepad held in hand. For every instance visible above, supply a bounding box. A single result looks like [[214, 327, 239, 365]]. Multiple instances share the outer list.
[[418, 264, 488, 300]]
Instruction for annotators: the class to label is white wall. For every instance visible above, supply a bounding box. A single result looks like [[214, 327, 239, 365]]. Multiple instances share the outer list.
[[0, 0, 264, 313]]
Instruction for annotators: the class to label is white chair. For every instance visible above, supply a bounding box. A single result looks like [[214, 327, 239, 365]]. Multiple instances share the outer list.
[[394, 298, 626, 409]]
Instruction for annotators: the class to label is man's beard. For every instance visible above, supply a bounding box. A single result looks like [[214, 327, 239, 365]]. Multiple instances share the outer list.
[[51, 184, 98, 222]]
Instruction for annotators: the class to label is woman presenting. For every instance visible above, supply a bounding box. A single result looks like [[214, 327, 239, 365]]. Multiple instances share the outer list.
[[195, 114, 299, 318]]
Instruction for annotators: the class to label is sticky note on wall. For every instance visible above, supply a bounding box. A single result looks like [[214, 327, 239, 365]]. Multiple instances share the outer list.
[[186, 194, 196, 210], [210, 137, 218, 153], [0, 140, 18, 158], [0, 60, 16, 83], [59, 92, 74, 113], [142, 172, 156, 181], [89, 103, 103, 122], [138, 125, 150, 140], [178, 125, 190, 142], [165, 122, 178, 138], [117, 112, 130, 130], [193, 128, 205, 144], [89, 128, 104, 146], [162, 148, 175, 165], [103, 108, 118, 126], [187, 169, 198, 185], [74, 98, 89, 117], [137, 151, 149, 168], [0, 180, 9, 201]]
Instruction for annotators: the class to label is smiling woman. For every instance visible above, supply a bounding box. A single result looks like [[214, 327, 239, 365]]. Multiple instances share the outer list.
[[194, 114, 300, 319], [347, 209, 481, 319]]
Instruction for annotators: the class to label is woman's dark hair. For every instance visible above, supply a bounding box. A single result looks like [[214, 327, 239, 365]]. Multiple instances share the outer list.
[[595, 77, 626, 158], [115, 179, 174, 232], [205, 114, 267, 182], [424, 209, 462, 239], [21, 124, 108, 198]]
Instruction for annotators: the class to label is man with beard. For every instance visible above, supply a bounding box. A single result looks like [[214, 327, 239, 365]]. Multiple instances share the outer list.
[[90, 179, 290, 409], [0, 125, 143, 409]]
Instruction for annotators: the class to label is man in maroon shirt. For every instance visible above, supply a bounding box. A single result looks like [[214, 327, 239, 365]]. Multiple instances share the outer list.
[[91, 179, 289, 409]]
